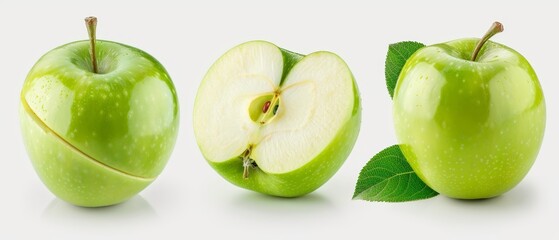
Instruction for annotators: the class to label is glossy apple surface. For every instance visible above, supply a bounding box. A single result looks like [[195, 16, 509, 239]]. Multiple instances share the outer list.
[[20, 40, 179, 207], [393, 38, 545, 199], [194, 41, 361, 197]]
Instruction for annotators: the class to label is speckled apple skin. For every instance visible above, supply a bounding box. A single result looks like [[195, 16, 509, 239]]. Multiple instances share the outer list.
[[20, 40, 179, 207], [393, 39, 545, 199]]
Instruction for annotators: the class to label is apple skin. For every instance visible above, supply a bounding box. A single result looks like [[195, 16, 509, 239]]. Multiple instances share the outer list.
[[201, 47, 361, 197], [20, 40, 179, 207], [393, 38, 545, 199]]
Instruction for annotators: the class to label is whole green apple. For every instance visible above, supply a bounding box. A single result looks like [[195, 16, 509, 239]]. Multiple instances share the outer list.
[[20, 17, 179, 207], [393, 22, 545, 199], [193, 41, 361, 197]]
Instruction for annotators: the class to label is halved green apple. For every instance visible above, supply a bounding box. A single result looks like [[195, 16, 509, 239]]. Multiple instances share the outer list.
[[193, 41, 361, 197]]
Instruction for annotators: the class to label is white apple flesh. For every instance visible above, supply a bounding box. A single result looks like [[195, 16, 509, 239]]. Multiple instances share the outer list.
[[194, 41, 361, 197]]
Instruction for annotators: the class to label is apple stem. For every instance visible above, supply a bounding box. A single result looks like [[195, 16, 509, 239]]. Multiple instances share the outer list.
[[242, 147, 253, 179], [471, 21, 504, 61], [85, 16, 98, 73]]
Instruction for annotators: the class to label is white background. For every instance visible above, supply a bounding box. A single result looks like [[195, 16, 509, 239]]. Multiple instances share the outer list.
[[1, 0, 557, 239]]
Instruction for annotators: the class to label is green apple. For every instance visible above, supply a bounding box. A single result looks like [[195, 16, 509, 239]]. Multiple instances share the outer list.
[[193, 41, 361, 197], [393, 22, 545, 199], [20, 17, 179, 207]]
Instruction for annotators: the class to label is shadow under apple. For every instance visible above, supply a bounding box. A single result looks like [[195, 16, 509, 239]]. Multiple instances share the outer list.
[[41, 195, 158, 225], [394, 180, 539, 224], [443, 180, 537, 212], [225, 191, 337, 218]]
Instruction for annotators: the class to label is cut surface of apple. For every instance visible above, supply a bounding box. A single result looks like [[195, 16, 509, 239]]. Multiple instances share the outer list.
[[194, 41, 360, 197]]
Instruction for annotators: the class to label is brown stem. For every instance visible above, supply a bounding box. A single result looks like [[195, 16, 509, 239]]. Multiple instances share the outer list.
[[242, 147, 253, 179], [471, 21, 504, 61], [85, 16, 98, 73]]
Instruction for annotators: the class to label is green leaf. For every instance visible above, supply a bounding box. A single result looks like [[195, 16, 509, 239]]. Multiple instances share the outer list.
[[353, 145, 438, 202], [385, 41, 425, 98]]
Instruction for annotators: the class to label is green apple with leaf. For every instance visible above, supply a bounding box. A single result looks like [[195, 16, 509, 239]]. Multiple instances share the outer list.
[[392, 22, 545, 199], [194, 41, 361, 197], [20, 17, 179, 207]]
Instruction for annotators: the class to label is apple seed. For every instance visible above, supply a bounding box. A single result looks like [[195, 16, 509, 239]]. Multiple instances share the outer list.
[[262, 101, 271, 113]]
